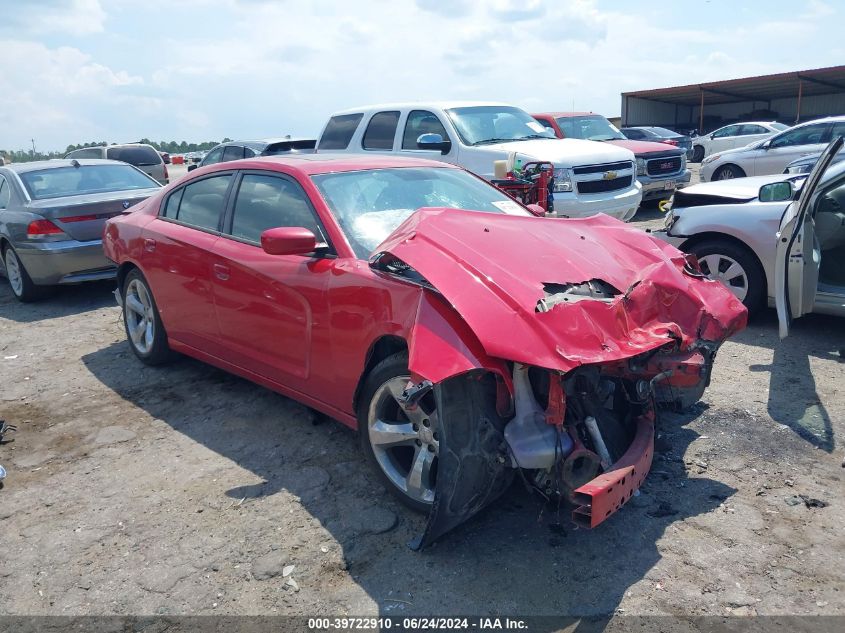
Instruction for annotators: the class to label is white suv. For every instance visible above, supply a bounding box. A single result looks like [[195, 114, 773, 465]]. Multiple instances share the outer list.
[[316, 102, 642, 221]]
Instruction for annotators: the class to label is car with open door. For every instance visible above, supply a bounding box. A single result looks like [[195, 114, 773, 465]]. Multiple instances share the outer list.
[[775, 136, 845, 337], [653, 137, 845, 319], [103, 154, 745, 547]]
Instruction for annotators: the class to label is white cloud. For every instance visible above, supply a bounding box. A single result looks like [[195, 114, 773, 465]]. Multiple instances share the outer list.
[[2, 0, 107, 36], [0, 0, 841, 150]]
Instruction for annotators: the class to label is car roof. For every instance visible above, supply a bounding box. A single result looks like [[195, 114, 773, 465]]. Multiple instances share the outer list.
[[202, 153, 459, 176], [216, 137, 316, 149], [328, 101, 514, 116], [2, 159, 130, 174], [72, 143, 157, 151]]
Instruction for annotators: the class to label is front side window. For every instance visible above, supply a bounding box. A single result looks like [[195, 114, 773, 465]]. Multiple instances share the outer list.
[[202, 147, 225, 166], [319, 113, 364, 150], [712, 125, 739, 139], [0, 177, 9, 209], [222, 145, 245, 162], [446, 106, 554, 145], [623, 129, 644, 139], [362, 111, 400, 151], [168, 174, 232, 231], [19, 165, 160, 200], [229, 174, 326, 244], [556, 116, 625, 141], [770, 123, 830, 149], [402, 110, 450, 149], [312, 167, 529, 258]]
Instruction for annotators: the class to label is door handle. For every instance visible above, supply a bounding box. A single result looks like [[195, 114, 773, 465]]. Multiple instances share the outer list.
[[213, 263, 230, 281], [143, 238, 156, 252]]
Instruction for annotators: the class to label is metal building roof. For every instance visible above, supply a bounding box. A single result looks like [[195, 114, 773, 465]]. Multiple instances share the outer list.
[[622, 65, 845, 105]]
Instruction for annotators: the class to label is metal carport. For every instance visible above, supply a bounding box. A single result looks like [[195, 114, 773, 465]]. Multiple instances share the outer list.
[[621, 65, 845, 133]]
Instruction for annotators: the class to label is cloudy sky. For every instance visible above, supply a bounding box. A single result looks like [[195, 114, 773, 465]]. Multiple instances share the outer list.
[[0, 0, 841, 151]]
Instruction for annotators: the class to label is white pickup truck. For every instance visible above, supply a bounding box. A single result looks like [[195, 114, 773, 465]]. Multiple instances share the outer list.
[[315, 102, 642, 221]]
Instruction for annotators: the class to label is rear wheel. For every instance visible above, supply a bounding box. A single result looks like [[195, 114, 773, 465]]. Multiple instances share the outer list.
[[3, 245, 46, 302], [713, 164, 746, 180], [692, 145, 705, 163], [688, 239, 765, 314], [122, 269, 173, 365], [358, 352, 438, 513]]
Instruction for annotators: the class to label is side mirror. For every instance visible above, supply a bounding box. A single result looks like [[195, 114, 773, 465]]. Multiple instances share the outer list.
[[187, 164, 197, 172], [417, 133, 452, 155], [709, 133, 715, 140], [761, 140, 772, 150], [260, 226, 317, 256], [758, 181, 794, 203], [526, 204, 546, 217]]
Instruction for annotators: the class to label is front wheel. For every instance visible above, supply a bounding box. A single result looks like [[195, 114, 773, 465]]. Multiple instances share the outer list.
[[692, 145, 705, 163], [358, 353, 439, 513], [122, 269, 173, 365], [688, 239, 765, 314], [713, 164, 746, 180]]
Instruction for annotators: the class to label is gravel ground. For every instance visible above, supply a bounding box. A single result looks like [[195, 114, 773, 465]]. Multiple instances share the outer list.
[[1, 164, 844, 621]]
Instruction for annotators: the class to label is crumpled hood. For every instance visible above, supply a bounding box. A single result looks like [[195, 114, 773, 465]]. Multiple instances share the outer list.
[[373, 208, 746, 372], [484, 138, 635, 167]]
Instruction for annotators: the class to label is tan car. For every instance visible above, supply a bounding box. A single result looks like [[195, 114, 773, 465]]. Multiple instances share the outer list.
[[65, 143, 168, 185]]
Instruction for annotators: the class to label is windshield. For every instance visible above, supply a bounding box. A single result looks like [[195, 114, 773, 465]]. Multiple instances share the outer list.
[[771, 122, 789, 131], [312, 167, 529, 258], [446, 106, 555, 145], [20, 164, 161, 200], [555, 115, 625, 141]]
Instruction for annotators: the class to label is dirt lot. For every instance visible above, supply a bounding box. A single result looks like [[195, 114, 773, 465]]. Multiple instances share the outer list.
[[1, 175, 844, 622]]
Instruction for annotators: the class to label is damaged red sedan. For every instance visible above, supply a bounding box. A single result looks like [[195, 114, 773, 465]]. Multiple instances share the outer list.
[[103, 155, 746, 547]]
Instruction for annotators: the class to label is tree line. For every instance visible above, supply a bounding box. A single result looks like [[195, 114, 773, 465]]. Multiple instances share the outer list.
[[1, 138, 233, 163]]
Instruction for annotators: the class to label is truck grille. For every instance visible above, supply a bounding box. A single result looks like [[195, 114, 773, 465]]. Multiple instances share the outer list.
[[647, 156, 682, 176], [573, 161, 633, 175], [577, 176, 633, 194]]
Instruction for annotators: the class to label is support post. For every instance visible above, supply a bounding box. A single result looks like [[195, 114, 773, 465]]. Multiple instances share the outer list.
[[698, 89, 704, 134], [795, 78, 803, 124]]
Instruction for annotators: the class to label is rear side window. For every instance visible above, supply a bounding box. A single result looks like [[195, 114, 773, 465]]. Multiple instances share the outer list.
[[202, 147, 224, 166], [740, 124, 768, 135], [319, 114, 363, 150], [362, 111, 400, 150], [106, 145, 162, 166], [222, 145, 245, 162], [169, 174, 232, 231], [229, 174, 326, 244]]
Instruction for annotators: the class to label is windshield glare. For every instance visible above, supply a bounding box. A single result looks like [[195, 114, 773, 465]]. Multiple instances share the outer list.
[[20, 165, 161, 200], [446, 106, 555, 145], [312, 167, 529, 258], [556, 116, 625, 141]]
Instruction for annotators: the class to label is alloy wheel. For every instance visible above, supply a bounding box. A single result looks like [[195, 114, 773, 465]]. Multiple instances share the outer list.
[[124, 278, 156, 354], [698, 253, 748, 302], [367, 376, 439, 505], [4, 249, 23, 297]]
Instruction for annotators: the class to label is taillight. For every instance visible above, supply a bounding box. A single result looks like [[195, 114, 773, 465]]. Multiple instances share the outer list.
[[163, 164, 169, 184], [26, 219, 64, 237], [662, 139, 679, 146]]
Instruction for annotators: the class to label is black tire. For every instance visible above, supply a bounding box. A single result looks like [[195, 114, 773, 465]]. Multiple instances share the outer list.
[[713, 164, 746, 180], [692, 145, 705, 163], [688, 239, 765, 315], [122, 268, 174, 365], [357, 351, 436, 513], [2, 244, 48, 303]]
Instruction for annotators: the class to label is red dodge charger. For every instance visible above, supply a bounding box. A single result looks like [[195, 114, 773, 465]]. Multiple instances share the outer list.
[[103, 154, 746, 547]]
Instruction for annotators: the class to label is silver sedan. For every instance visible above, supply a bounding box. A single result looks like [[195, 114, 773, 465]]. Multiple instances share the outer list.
[[652, 158, 845, 319], [0, 159, 161, 301]]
